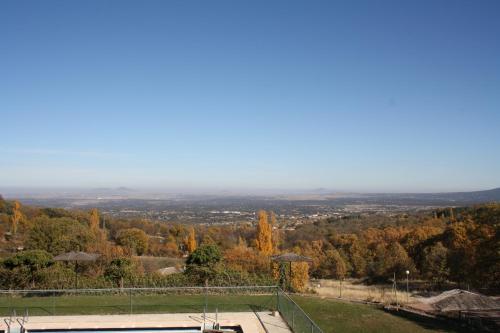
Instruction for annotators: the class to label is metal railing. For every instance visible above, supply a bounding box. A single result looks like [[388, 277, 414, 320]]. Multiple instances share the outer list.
[[0, 286, 322, 333]]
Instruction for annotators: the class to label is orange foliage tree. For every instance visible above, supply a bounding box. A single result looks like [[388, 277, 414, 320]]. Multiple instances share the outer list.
[[255, 210, 273, 255], [224, 241, 270, 273], [11, 201, 22, 235], [290, 262, 309, 292], [186, 227, 197, 253], [89, 208, 100, 231]]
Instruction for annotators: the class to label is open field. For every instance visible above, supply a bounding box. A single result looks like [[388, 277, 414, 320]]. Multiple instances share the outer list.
[[312, 279, 416, 304], [0, 292, 469, 333]]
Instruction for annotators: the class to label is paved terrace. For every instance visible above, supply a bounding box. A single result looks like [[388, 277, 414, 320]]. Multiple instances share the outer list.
[[2, 313, 292, 333]]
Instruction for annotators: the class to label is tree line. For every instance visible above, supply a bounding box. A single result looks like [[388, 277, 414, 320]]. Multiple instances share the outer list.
[[0, 195, 498, 292]]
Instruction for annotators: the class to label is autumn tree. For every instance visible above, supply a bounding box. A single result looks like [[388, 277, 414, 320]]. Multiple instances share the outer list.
[[116, 228, 149, 256], [224, 241, 269, 273], [443, 221, 475, 285], [326, 249, 347, 280], [420, 242, 449, 286], [290, 262, 309, 292], [269, 211, 277, 225], [0, 195, 5, 212], [269, 211, 283, 252], [11, 201, 22, 235], [474, 231, 500, 289], [370, 242, 414, 280], [84, 208, 114, 256], [346, 240, 367, 277], [404, 225, 443, 257], [186, 227, 197, 253], [89, 208, 100, 231], [255, 210, 273, 255]]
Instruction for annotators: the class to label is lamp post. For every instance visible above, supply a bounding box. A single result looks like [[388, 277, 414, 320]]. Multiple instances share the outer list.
[[405, 270, 410, 304]]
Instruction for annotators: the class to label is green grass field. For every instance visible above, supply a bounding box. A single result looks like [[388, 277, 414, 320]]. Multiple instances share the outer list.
[[0, 293, 275, 316], [292, 296, 467, 333], [0, 293, 465, 333]]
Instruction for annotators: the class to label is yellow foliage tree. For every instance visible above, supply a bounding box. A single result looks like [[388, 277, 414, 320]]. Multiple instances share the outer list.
[[186, 227, 197, 253], [11, 201, 22, 235], [89, 208, 100, 230], [255, 210, 273, 255], [269, 211, 281, 251], [290, 262, 309, 292], [237, 236, 247, 247], [87, 208, 112, 255], [269, 211, 277, 226]]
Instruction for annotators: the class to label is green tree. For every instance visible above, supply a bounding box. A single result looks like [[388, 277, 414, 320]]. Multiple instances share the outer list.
[[185, 244, 222, 282], [104, 258, 135, 288], [2, 250, 53, 287], [186, 244, 222, 266]]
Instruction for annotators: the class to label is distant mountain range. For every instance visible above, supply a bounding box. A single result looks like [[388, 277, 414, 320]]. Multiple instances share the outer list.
[[1, 187, 499, 207], [351, 187, 500, 205]]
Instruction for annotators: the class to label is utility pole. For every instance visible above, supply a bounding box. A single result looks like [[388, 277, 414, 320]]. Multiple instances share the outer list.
[[392, 272, 398, 308]]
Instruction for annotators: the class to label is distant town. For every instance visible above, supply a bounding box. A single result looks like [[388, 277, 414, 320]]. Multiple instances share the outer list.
[[4, 187, 499, 228]]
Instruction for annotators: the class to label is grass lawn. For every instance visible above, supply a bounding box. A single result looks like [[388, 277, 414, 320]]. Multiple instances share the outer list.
[[0, 293, 466, 333], [0, 293, 276, 316], [292, 296, 467, 333]]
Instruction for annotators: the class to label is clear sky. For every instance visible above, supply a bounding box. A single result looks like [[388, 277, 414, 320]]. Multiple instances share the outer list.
[[1, 0, 499, 192]]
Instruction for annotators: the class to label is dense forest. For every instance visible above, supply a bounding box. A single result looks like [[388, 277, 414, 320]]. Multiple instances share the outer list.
[[0, 195, 498, 293]]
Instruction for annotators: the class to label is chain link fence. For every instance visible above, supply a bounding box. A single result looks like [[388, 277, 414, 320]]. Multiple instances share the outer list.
[[0, 286, 322, 333], [0, 286, 276, 316], [277, 289, 323, 333]]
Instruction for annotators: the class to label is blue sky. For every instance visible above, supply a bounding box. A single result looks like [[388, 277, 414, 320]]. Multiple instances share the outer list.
[[1, 0, 499, 192]]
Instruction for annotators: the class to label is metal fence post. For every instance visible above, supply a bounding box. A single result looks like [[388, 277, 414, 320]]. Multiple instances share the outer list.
[[52, 291, 56, 315], [276, 287, 280, 312], [129, 289, 133, 314], [204, 280, 208, 318]]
